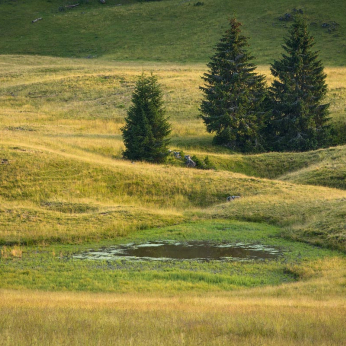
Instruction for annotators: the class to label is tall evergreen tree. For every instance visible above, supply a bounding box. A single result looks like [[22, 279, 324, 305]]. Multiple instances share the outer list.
[[200, 18, 267, 152], [268, 17, 330, 151], [121, 74, 171, 163]]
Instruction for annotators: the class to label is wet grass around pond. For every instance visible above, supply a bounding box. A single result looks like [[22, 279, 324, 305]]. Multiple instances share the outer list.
[[1, 220, 343, 293]]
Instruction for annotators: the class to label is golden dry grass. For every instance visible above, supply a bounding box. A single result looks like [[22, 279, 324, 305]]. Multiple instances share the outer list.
[[1, 258, 346, 346], [1, 3, 346, 342], [1, 56, 346, 248]]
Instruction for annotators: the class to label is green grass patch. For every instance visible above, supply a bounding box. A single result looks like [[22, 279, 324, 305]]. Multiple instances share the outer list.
[[1, 220, 343, 292], [0, 0, 346, 65]]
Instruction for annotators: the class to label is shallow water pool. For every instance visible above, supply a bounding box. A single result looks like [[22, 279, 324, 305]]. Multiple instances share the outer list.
[[73, 241, 282, 262]]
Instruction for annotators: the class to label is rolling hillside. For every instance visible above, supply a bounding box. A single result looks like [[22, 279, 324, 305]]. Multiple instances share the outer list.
[[1, 2, 346, 344], [0, 0, 345, 64], [0, 57, 345, 250]]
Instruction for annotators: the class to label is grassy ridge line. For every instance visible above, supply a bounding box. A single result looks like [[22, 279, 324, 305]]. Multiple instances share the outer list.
[[0, 0, 346, 65], [0, 199, 184, 245], [189, 145, 346, 190], [2, 140, 345, 207], [0, 141, 189, 244], [200, 190, 346, 251], [5, 124, 346, 192], [1, 141, 346, 247], [278, 146, 346, 189], [1, 140, 313, 209]]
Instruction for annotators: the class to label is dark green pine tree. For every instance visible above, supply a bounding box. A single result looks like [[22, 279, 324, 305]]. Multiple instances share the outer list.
[[268, 17, 330, 152], [200, 18, 267, 152], [121, 74, 171, 163]]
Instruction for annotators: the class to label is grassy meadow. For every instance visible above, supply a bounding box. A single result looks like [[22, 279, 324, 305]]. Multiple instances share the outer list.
[[2, 277, 346, 346], [1, 55, 346, 346], [1, 0, 346, 65], [1, 0, 346, 344]]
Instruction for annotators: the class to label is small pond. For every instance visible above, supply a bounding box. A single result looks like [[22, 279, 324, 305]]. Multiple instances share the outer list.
[[73, 241, 282, 262]]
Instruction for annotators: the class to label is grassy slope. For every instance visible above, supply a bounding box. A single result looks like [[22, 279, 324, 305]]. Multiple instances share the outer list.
[[2, 140, 346, 247], [0, 57, 345, 249], [0, 0, 346, 65], [0, 57, 345, 187], [204, 145, 346, 189], [1, 1, 346, 344]]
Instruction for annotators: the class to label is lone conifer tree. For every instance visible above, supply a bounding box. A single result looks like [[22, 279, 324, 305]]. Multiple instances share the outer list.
[[268, 17, 330, 151], [122, 74, 171, 163], [200, 18, 267, 152]]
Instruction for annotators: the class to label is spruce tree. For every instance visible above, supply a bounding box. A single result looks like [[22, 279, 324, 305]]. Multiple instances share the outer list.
[[121, 74, 171, 163], [200, 18, 267, 152], [268, 17, 330, 151]]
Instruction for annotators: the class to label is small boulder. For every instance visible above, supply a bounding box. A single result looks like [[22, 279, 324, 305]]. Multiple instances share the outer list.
[[227, 195, 240, 202], [279, 13, 293, 21], [185, 155, 196, 168], [32, 18, 42, 23], [173, 151, 181, 159]]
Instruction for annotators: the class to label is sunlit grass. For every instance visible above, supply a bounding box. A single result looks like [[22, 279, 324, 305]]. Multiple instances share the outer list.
[[1, 261, 346, 346], [1, 0, 346, 342], [1, 56, 346, 248]]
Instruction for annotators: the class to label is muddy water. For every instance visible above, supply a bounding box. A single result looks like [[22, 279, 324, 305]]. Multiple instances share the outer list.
[[73, 241, 282, 262]]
